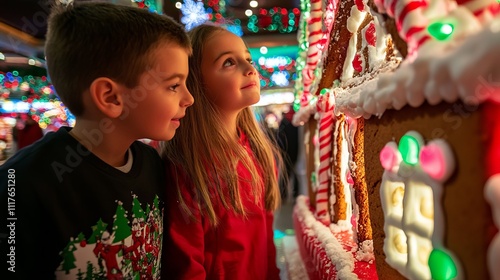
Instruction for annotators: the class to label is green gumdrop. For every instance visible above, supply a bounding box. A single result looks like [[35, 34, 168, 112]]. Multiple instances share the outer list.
[[428, 249, 458, 280], [428, 22, 454, 41], [398, 134, 420, 166], [293, 101, 301, 112], [320, 88, 329, 95]]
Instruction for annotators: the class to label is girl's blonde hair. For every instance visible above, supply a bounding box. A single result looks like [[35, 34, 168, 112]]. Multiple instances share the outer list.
[[162, 24, 282, 226]]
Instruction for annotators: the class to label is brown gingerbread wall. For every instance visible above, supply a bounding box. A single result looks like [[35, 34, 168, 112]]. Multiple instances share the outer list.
[[364, 101, 492, 279], [333, 115, 347, 223], [353, 118, 373, 243]]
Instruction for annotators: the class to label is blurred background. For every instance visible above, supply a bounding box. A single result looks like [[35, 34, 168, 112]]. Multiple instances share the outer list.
[[0, 0, 302, 163]]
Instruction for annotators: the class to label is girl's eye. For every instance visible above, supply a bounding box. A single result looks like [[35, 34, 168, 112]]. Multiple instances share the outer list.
[[223, 58, 236, 67], [247, 59, 255, 66]]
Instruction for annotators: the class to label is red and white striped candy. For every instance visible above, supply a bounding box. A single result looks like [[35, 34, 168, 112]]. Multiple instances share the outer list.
[[315, 91, 335, 223]]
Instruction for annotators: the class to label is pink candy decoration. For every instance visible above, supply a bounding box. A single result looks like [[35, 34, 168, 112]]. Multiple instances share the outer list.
[[346, 170, 354, 185], [300, 94, 310, 108], [351, 213, 357, 229], [345, 116, 356, 128], [380, 143, 400, 171], [420, 143, 447, 181], [312, 134, 319, 146]]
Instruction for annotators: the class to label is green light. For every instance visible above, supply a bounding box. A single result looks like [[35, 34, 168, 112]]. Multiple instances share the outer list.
[[428, 22, 454, 41], [285, 229, 295, 235], [398, 134, 420, 166], [429, 249, 458, 280], [274, 229, 286, 239], [293, 101, 301, 112], [249, 45, 299, 59]]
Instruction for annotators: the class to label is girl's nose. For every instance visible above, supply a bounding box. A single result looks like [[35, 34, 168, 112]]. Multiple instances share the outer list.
[[182, 89, 194, 107], [245, 62, 257, 76]]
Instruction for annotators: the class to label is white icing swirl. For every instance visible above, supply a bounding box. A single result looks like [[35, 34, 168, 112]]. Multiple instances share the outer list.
[[335, 15, 500, 119]]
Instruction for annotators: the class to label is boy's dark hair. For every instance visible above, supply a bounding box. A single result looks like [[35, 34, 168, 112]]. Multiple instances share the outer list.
[[45, 2, 191, 116]]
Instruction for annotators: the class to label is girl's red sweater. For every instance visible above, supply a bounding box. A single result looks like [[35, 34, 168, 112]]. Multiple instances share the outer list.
[[163, 132, 280, 280]]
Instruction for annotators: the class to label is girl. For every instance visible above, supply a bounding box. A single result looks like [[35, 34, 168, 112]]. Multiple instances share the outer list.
[[162, 23, 283, 280]]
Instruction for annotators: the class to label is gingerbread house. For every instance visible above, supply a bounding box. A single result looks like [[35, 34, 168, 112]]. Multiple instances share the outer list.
[[291, 0, 500, 278]]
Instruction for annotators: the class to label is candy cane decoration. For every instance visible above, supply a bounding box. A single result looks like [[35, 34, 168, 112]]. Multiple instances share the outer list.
[[302, 0, 324, 105], [315, 90, 335, 224], [376, 0, 443, 55], [456, 0, 500, 17], [374, 0, 498, 56], [318, 0, 339, 50]]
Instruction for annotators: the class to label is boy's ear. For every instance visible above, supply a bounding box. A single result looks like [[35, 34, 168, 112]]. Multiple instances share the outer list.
[[89, 78, 124, 118]]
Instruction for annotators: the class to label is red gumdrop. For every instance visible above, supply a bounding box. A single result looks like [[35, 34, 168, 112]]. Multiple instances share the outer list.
[[365, 23, 376, 47], [352, 53, 363, 73], [355, 0, 365, 11]]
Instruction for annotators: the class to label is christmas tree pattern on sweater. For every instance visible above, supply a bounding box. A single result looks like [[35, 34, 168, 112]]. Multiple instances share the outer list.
[[56, 194, 163, 279]]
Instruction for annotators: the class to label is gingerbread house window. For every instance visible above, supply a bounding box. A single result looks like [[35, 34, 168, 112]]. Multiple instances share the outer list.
[[379, 132, 458, 279]]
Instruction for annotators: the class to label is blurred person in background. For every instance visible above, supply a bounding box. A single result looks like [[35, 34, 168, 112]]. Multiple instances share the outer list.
[[277, 105, 299, 202], [15, 113, 44, 150]]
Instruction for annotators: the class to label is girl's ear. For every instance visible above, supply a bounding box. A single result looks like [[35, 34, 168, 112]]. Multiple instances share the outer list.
[[89, 77, 124, 118]]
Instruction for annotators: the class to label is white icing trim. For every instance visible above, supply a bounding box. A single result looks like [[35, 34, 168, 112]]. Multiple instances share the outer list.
[[335, 15, 500, 119], [295, 196, 360, 279], [342, 6, 367, 81], [340, 120, 354, 225]]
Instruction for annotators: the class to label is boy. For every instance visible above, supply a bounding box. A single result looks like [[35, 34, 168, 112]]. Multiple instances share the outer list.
[[0, 2, 193, 279]]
